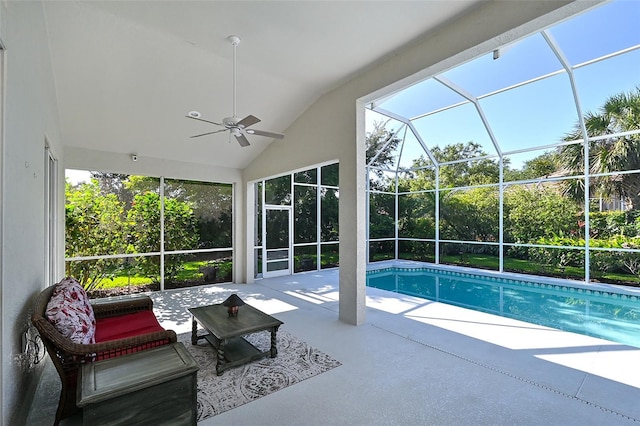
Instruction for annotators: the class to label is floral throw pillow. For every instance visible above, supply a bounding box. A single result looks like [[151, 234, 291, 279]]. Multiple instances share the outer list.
[[45, 277, 96, 344]]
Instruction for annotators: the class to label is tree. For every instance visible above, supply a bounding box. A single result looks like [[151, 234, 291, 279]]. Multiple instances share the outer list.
[[504, 152, 559, 182], [440, 187, 499, 243], [126, 192, 199, 282], [398, 192, 436, 239], [163, 179, 233, 248], [164, 179, 232, 221], [321, 188, 339, 242], [65, 179, 128, 289], [293, 185, 317, 244], [91, 172, 136, 208], [66, 173, 233, 288], [557, 87, 640, 209], [122, 174, 233, 249], [264, 174, 292, 205], [431, 142, 501, 188], [400, 142, 502, 191], [369, 192, 395, 239], [503, 185, 581, 245], [366, 120, 402, 191]]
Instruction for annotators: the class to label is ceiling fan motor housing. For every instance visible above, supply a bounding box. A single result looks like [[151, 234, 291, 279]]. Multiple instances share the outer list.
[[223, 117, 240, 128]]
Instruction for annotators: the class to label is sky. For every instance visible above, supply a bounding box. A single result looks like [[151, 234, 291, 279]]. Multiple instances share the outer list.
[[368, 0, 640, 171], [66, 169, 92, 185]]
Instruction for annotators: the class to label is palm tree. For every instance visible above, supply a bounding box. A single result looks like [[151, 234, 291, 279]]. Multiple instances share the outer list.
[[557, 87, 640, 209]]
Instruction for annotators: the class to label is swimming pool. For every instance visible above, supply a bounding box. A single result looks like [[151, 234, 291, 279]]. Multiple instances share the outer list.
[[367, 266, 640, 348]]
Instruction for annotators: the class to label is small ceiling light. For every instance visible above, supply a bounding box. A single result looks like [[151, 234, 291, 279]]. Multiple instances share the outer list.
[[187, 111, 201, 118]]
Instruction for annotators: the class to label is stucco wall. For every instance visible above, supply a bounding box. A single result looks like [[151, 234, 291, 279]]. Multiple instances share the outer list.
[[1, 1, 64, 423], [243, 0, 596, 325]]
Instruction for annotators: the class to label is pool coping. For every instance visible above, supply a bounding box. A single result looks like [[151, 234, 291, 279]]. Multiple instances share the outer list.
[[367, 259, 640, 299]]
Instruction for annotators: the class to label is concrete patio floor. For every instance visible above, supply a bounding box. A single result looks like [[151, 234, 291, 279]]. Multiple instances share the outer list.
[[30, 264, 640, 425]]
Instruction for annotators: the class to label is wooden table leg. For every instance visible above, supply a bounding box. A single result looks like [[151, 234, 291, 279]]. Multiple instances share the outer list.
[[270, 326, 279, 358], [191, 317, 198, 345], [216, 340, 226, 376]]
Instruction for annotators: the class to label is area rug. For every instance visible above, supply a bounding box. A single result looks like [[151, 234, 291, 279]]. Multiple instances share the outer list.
[[177, 330, 341, 421]]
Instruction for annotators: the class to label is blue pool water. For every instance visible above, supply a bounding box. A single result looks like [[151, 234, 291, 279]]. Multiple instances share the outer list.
[[367, 267, 640, 348]]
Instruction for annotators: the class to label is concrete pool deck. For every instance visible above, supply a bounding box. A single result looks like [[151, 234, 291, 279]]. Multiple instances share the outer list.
[[30, 264, 640, 425]]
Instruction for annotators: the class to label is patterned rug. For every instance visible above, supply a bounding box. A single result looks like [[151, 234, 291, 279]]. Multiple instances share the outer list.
[[177, 330, 341, 421]]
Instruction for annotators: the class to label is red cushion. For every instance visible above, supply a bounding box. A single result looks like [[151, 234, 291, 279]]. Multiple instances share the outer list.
[[94, 311, 165, 343]]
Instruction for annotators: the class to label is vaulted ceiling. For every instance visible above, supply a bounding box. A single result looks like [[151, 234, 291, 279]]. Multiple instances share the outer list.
[[43, 1, 484, 170]]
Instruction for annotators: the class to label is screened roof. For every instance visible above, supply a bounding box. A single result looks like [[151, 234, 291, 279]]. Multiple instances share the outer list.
[[367, 0, 640, 172]]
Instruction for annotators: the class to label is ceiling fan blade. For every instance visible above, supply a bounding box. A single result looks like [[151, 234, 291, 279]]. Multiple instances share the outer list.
[[235, 133, 251, 147], [190, 129, 228, 138], [237, 115, 261, 128], [185, 115, 223, 126], [246, 129, 285, 139]]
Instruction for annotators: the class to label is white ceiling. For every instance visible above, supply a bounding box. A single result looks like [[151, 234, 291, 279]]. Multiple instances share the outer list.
[[43, 1, 484, 169]]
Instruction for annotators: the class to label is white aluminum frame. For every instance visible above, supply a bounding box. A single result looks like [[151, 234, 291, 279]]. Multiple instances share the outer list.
[[365, 31, 640, 283]]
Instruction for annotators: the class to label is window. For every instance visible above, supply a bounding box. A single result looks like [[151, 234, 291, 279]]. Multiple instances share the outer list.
[[255, 162, 339, 276], [65, 171, 233, 296], [45, 144, 58, 286]]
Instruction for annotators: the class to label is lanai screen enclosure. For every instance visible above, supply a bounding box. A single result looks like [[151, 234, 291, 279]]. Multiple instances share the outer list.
[[365, 0, 640, 286]]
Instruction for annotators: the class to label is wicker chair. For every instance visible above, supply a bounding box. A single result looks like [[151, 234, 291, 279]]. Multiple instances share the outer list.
[[31, 285, 177, 425]]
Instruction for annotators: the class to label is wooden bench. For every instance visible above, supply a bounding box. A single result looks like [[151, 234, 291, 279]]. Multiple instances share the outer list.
[[77, 342, 199, 425]]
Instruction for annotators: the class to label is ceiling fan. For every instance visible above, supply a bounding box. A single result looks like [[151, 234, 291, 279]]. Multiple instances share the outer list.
[[186, 35, 285, 147]]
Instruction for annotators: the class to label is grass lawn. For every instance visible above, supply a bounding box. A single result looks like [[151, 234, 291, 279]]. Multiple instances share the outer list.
[[380, 252, 640, 286], [92, 253, 341, 291], [92, 259, 231, 290], [91, 252, 640, 291], [449, 255, 640, 285]]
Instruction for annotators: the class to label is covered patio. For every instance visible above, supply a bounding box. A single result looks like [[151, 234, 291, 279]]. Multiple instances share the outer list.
[[5, 1, 638, 423], [29, 264, 640, 425]]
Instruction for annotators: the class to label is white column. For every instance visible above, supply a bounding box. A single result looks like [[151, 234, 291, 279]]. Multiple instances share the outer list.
[[339, 104, 367, 325]]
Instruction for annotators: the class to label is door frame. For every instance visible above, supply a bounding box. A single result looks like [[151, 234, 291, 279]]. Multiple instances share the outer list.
[[262, 205, 292, 278]]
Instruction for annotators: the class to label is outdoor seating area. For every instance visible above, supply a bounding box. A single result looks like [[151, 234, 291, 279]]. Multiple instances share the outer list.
[[29, 266, 640, 425], [31, 279, 177, 425]]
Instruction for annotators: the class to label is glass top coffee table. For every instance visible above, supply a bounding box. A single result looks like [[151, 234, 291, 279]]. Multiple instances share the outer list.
[[188, 303, 283, 375]]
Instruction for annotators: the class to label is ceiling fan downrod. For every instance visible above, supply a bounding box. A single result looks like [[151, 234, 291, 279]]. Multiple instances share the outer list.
[[228, 35, 241, 120]]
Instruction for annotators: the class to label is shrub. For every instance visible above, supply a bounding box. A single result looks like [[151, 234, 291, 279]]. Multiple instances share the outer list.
[[531, 236, 585, 270], [504, 186, 581, 244]]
